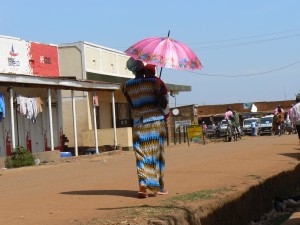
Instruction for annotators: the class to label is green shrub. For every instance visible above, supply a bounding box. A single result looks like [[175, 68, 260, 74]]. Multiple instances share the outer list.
[[5, 146, 35, 168]]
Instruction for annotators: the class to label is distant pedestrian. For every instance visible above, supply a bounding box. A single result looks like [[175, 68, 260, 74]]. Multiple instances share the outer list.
[[224, 107, 233, 122], [202, 121, 207, 131], [232, 111, 241, 136], [251, 120, 257, 136], [274, 105, 285, 116], [291, 95, 300, 145], [273, 105, 285, 135]]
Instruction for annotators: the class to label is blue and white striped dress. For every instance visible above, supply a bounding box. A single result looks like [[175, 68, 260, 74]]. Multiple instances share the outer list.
[[123, 77, 168, 192]]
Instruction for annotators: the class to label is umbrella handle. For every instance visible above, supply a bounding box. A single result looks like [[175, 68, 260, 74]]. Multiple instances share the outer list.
[[159, 67, 163, 78]]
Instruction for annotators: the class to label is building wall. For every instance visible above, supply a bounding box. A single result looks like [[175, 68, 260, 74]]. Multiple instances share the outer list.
[[82, 127, 133, 149], [102, 51, 117, 74], [99, 99, 112, 129], [61, 94, 89, 147], [58, 46, 82, 79], [84, 42, 133, 78], [85, 46, 101, 71]]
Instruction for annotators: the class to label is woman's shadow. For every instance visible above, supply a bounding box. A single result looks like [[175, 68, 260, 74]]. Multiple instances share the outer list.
[[61, 189, 137, 198]]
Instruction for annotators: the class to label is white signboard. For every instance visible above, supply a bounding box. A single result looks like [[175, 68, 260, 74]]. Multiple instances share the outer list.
[[175, 120, 191, 133], [0, 37, 32, 75]]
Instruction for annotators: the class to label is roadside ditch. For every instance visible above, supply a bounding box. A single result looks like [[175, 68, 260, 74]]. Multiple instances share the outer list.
[[197, 163, 300, 225], [96, 163, 300, 225]]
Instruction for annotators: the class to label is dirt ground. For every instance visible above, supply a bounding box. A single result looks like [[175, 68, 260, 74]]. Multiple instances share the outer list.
[[1, 134, 300, 225]]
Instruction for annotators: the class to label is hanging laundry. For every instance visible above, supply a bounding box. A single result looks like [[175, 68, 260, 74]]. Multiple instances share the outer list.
[[30, 98, 38, 123], [16, 96, 27, 115], [36, 97, 43, 113], [0, 93, 5, 122], [26, 98, 34, 120], [16, 95, 43, 123]]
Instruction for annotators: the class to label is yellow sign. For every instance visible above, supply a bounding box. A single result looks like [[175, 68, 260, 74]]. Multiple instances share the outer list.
[[187, 125, 203, 138]]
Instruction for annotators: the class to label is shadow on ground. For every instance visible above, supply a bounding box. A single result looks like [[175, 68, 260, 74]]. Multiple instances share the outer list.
[[61, 190, 137, 198]]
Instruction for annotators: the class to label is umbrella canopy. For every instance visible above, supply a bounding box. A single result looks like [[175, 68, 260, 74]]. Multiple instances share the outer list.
[[125, 36, 203, 71]]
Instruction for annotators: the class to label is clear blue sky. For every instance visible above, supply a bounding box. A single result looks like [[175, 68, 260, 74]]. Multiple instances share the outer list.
[[1, 0, 300, 108]]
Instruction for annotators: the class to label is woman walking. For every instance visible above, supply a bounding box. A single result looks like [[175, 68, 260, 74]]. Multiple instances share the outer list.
[[123, 58, 169, 198]]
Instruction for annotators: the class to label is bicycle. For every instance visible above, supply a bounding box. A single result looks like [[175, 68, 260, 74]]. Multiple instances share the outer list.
[[224, 123, 238, 142]]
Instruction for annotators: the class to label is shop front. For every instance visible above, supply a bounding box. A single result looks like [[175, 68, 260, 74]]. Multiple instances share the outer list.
[[0, 36, 120, 159]]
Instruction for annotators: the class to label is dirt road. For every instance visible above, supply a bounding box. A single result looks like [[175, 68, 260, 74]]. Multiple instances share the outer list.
[[1, 135, 299, 225]]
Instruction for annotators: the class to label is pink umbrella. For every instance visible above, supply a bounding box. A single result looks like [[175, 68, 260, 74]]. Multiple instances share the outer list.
[[125, 33, 203, 74]]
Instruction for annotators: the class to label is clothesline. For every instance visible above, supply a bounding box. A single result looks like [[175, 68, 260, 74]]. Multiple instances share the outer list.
[[16, 94, 43, 123]]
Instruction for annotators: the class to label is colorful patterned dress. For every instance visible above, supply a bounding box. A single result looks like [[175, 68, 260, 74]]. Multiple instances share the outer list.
[[123, 77, 168, 192]]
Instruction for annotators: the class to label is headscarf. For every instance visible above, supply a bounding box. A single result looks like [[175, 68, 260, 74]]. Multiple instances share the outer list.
[[126, 57, 144, 75]]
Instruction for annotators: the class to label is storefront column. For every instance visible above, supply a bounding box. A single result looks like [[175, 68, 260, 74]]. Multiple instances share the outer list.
[[48, 89, 54, 151], [92, 92, 99, 154], [9, 87, 16, 149], [111, 91, 117, 149], [72, 90, 78, 156]]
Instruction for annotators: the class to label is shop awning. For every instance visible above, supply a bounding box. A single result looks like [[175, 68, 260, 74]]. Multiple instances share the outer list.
[[0, 73, 120, 91]]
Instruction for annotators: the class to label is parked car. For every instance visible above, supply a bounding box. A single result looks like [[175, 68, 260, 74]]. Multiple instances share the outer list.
[[242, 118, 259, 135], [219, 119, 229, 137], [258, 115, 273, 135], [205, 125, 216, 138]]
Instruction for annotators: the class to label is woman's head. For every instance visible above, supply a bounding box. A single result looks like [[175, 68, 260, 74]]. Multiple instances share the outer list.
[[144, 64, 156, 77], [126, 57, 144, 75]]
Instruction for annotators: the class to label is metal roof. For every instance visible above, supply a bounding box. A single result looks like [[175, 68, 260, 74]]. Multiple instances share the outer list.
[[0, 73, 120, 91]]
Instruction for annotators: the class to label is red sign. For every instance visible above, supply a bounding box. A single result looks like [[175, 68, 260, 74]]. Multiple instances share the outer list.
[[29, 42, 60, 77]]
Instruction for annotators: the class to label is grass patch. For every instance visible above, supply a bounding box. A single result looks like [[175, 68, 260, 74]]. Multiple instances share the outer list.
[[246, 174, 263, 181], [122, 205, 179, 217], [166, 188, 230, 203]]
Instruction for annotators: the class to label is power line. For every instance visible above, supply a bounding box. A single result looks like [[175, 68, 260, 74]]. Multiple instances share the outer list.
[[187, 59, 300, 78], [194, 33, 300, 51], [188, 28, 300, 45]]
